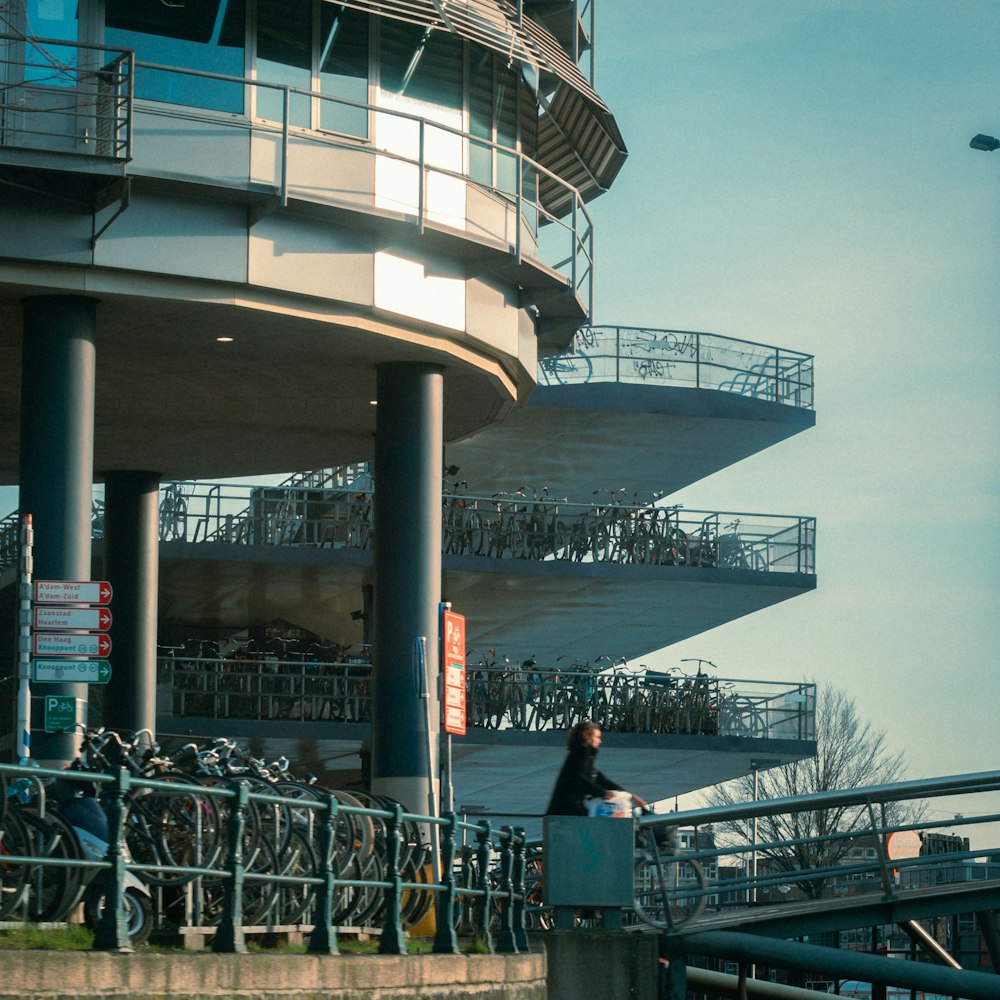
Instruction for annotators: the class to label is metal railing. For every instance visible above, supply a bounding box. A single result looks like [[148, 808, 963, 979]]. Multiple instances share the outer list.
[[539, 325, 815, 409], [0, 759, 527, 953], [1, 35, 593, 317], [0, 35, 132, 159], [2, 487, 817, 578], [148, 481, 817, 575], [1, 484, 816, 576], [634, 770, 1000, 934], [159, 656, 816, 742]]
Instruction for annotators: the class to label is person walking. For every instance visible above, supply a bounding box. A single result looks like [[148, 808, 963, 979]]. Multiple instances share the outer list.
[[546, 720, 647, 815]]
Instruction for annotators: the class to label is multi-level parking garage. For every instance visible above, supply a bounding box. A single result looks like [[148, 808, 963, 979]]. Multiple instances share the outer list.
[[0, 1, 817, 819]]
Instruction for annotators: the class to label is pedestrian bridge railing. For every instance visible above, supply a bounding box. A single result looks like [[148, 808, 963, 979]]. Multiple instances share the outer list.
[[632, 769, 1000, 935]]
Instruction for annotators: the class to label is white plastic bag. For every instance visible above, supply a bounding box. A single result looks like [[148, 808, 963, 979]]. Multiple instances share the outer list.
[[585, 790, 632, 818]]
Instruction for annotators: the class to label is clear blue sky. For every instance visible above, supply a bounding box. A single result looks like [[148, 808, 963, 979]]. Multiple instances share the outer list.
[[589, 1, 999, 827]]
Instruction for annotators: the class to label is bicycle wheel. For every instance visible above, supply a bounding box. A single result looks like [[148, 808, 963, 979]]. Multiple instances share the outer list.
[[466, 512, 487, 555], [274, 826, 319, 925], [125, 775, 221, 885], [633, 855, 707, 929], [12, 808, 85, 922]]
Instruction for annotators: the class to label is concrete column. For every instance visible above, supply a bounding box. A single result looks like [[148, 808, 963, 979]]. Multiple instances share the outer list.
[[19, 295, 97, 763], [102, 471, 160, 742], [371, 362, 443, 815]]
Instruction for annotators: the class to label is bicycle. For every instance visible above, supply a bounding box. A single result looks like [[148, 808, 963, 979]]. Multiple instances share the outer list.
[[633, 814, 708, 930]]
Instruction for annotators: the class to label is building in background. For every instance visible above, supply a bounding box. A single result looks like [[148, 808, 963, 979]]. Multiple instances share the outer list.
[[0, 0, 816, 819]]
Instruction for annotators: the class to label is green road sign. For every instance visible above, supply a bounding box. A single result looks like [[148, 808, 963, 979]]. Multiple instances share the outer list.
[[32, 658, 112, 684], [44, 696, 78, 733]]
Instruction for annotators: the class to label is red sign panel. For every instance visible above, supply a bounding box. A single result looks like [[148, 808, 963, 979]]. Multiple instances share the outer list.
[[442, 609, 466, 736], [34, 580, 113, 605], [34, 606, 112, 631], [34, 632, 112, 657]]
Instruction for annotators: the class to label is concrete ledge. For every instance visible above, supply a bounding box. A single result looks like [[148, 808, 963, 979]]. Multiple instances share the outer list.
[[0, 951, 547, 1000]]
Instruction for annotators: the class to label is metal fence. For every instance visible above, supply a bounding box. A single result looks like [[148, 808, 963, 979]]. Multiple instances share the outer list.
[[539, 325, 814, 409], [0, 758, 526, 953]]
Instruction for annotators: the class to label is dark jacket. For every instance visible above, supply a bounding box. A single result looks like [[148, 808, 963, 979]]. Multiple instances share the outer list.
[[545, 743, 623, 816]]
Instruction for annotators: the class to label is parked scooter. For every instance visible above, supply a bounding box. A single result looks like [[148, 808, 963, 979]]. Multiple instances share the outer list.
[[53, 774, 153, 944]]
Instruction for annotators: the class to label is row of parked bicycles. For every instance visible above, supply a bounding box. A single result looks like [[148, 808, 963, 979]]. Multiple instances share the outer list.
[[89, 477, 773, 572], [443, 484, 768, 570], [0, 729, 524, 946], [468, 655, 729, 737], [161, 645, 769, 739]]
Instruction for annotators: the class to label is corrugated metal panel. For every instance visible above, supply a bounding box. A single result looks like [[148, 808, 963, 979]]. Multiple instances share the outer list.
[[330, 0, 626, 204]]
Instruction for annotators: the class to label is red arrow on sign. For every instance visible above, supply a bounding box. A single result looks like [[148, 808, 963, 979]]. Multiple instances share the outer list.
[[33, 632, 112, 657], [34, 580, 114, 606]]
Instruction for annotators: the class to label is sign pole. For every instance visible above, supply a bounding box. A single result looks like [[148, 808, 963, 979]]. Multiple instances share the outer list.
[[16, 514, 34, 763]]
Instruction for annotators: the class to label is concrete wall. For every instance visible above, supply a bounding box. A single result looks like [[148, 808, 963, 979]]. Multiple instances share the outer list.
[[540, 932, 659, 1000], [0, 951, 546, 1000]]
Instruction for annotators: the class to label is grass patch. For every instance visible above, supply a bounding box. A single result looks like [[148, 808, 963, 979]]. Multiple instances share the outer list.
[[0, 924, 95, 950]]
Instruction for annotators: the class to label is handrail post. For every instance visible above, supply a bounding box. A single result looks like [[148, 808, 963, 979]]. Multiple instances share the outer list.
[[695, 331, 701, 388], [93, 766, 132, 951], [494, 826, 519, 953], [281, 87, 290, 207], [433, 811, 461, 953], [308, 792, 340, 954], [475, 821, 495, 953], [571, 194, 579, 295], [866, 798, 896, 901], [515, 156, 523, 265], [213, 781, 248, 953], [379, 804, 407, 954], [417, 120, 426, 234], [512, 826, 528, 952]]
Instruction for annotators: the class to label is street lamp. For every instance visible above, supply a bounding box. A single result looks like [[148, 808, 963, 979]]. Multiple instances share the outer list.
[[969, 133, 999, 152]]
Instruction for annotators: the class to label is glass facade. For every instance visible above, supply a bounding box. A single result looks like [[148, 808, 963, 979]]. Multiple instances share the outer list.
[[24, 0, 79, 86], [105, 0, 246, 113]]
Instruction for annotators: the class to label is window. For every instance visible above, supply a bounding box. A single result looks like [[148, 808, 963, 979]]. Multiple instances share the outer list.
[[255, 1, 370, 137], [105, 0, 246, 113], [319, 5, 369, 136], [255, 0, 311, 126], [379, 19, 462, 112]]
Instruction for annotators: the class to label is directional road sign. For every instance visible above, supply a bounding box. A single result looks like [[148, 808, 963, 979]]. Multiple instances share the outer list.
[[32, 659, 112, 684], [34, 580, 113, 605], [34, 633, 112, 657], [34, 606, 112, 631]]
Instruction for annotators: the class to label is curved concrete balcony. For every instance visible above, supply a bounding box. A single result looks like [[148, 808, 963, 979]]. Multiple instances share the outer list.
[[448, 324, 816, 500], [0, 36, 602, 484], [9, 478, 813, 665]]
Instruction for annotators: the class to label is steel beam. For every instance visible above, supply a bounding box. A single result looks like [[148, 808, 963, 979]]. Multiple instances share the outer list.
[[673, 930, 1000, 1000]]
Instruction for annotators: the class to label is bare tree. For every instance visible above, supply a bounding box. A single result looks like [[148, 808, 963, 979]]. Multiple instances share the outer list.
[[707, 684, 921, 899]]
